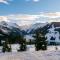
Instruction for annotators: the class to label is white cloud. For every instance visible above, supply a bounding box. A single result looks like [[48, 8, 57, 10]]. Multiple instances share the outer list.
[[39, 12, 60, 18], [0, 0, 13, 4], [7, 14, 40, 26], [25, 0, 40, 2], [0, 16, 8, 22], [38, 12, 60, 23], [0, 14, 40, 26], [0, 12, 60, 26], [33, 0, 40, 2]]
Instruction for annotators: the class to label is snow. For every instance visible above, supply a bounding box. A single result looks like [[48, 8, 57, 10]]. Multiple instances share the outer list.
[[0, 21, 19, 29], [0, 49, 60, 60], [24, 35, 35, 42], [0, 45, 60, 60], [0, 44, 60, 60], [27, 45, 35, 51], [27, 23, 47, 33], [45, 24, 60, 44], [1, 28, 10, 34], [7, 22, 19, 28], [11, 44, 20, 52], [11, 44, 35, 52], [1, 44, 60, 52]]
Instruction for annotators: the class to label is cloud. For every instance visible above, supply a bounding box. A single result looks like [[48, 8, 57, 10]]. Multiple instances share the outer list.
[[0, 12, 60, 26], [25, 0, 40, 2], [38, 12, 60, 23], [39, 12, 60, 18], [0, 14, 40, 26], [0, 16, 8, 22], [33, 0, 40, 2], [0, 0, 13, 4], [7, 14, 40, 26]]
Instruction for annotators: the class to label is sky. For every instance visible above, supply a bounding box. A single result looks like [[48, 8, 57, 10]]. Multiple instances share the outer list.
[[0, 0, 60, 26]]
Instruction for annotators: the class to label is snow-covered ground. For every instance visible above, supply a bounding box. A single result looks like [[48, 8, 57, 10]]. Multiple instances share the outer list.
[[27, 45, 35, 51], [0, 50, 60, 60], [0, 44, 60, 52], [0, 45, 60, 60], [0, 46, 59, 60]]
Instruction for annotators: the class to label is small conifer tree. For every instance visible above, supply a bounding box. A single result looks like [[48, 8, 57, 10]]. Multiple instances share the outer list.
[[35, 33, 47, 51], [18, 35, 27, 51]]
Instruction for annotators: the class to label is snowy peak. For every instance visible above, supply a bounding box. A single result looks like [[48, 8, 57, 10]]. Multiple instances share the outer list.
[[27, 23, 48, 34], [0, 21, 20, 29], [0, 21, 21, 35], [30, 23, 48, 29], [0, 21, 8, 27]]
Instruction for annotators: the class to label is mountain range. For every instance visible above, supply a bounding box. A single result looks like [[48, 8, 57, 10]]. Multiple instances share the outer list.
[[0, 21, 60, 41]]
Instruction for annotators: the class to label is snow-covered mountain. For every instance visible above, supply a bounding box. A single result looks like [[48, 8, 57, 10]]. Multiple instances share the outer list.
[[0, 21, 22, 36], [1, 21, 60, 37], [27, 22, 60, 34], [19, 22, 48, 31], [27, 23, 48, 34], [1, 21, 60, 44], [24, 22, 60, 42], [0, 21, 20, 29]]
